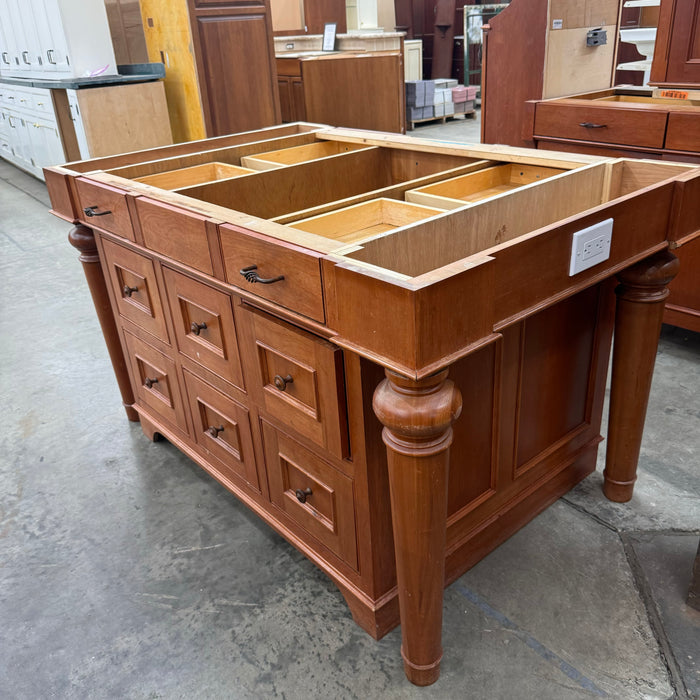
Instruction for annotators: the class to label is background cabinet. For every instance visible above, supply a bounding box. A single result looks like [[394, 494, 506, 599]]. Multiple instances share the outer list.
[[0, 0, 118, 79], [650, 0, 700, 86]]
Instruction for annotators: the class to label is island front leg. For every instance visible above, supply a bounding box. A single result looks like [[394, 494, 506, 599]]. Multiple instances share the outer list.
[[604, 249, 679, 502], [68, 224, 139, 422], [373, 369, 462, 686]]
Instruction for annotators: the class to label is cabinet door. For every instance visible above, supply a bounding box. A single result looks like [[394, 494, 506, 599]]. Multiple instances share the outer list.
[[0, 7, 15, 74], [66, 89, 90, 159], [651, 0, 700, 85], [4, 0, 32, 73], [26, 116, 65, 170], [32, 0, 71, 74], [278, 76, 293, 122], [187, 0, 281, 136]]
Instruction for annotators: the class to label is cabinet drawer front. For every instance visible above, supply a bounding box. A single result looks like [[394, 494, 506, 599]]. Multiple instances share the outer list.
[[123, 331, 188, 432], [262, 422, 357, 569], [534, 103, 668, 148], [136, 197, 214, 275], [162, 267, 245, 390], [665, 112, 700, 152], [102, 239, 169, 343], [220, 223, 325, 323], [245, 307, 348, 459], [182, 369, 259, 490], [76, 178, 134, 239]]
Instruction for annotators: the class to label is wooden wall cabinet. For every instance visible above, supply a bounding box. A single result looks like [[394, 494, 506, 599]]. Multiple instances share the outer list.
[[45, 124, 699, 686]]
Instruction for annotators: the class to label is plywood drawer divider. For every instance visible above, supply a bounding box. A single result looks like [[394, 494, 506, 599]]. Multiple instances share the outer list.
[[288, 198, 446, 244], [240, 140, 372, 171], [405, 164, 566, 209], [136, 163, 256, 190]]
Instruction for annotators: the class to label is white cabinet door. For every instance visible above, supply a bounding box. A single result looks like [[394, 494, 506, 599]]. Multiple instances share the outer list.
[[35, 0, 71, 75], [27, 117, 64, 170], [66, 89, 90, 159], [6, 0, 43, 75], [0, 5, 15, 75]]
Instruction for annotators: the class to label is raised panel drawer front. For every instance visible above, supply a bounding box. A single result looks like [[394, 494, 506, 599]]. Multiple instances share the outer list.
[[534, 103, 668, 148], [123, 331, 189, 433], [665, 112, 700, 152], [219, 223, 325, 323], [245, 307, 348, 460], [136, 197, 214, 275], [182, 369, 259, 491], [101, 239, 169, 343], [262, 421, 358, 569], [162, 267, 245, 390], [75, 178, 134, 240]]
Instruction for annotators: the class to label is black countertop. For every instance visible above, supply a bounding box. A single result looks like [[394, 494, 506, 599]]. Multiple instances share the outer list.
[[0, 63, 165, 90]]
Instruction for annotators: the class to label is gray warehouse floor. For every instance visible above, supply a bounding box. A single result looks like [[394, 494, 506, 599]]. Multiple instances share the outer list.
[[0, 142, 698, 699]]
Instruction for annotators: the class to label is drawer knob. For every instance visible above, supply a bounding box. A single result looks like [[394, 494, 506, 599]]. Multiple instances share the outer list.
[[579, 121, 607, 129], [144, 377, 159, 389], [190, 321, 207, 335], [207, 424, 224, 438], [83, 205, 112, 217], [239, 264, 285, 285], [295, 487, 312, 504], [123, 285, 138, 297], [273, 374, 294, 391]]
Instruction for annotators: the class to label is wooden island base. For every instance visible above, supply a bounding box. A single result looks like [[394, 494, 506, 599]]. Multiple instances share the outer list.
[[48, 123, 696, 685]]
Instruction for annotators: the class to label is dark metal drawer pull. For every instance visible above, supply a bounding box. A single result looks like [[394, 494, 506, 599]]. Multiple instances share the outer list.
[[239, 265, 284, 285], [207, 425, 224, 438], [123, 285, 138, 297], [274, 374, 293, 391], [579, 122, 607, 129], [190, 321, 207, 335], [295, 487, 312, 504], [144, 377, 158, 388], [83, 206, 112, 217]]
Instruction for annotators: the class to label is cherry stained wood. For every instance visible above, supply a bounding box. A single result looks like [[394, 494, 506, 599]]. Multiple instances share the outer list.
[[49, 127, 700, 688], [162, 266, 246, 390], [75, 178, 135, 240], [373, 369, 462, 686], [69, 225, 139, 422], [101, 238, 171, 344], [182, 368, 259, 490], [665, 236, 700, 332], [650, 0, 700, 87], [604, 250, 680, 502], [187, 0, 281, 137]]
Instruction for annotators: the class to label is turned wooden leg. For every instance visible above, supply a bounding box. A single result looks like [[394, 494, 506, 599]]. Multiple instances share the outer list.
[[373, 369, 462, 686], [69, 224, 139, 422], [604, 250, 679, 502]]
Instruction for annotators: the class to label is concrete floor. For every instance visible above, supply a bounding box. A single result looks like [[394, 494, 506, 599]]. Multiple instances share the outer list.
[[1, 139, 699, 699]]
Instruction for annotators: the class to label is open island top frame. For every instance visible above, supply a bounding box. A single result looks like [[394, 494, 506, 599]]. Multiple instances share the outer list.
[[45, 123, 700, 686]]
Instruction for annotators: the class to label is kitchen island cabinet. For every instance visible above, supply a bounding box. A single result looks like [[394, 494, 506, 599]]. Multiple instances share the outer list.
[[45, 123, 699, 686]]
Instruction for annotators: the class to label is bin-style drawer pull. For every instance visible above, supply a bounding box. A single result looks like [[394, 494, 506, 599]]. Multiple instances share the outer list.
[[123, 285, 138, 297], [144, 377, 159, 389], [274, 374, 294, 391], [190, 321, 207, 335], [579, 121, 607, 129], [207, 424, 224, 438], [239, 264, 284, 285], [295, 487, 312, 504], [83, 205, 112, 217]]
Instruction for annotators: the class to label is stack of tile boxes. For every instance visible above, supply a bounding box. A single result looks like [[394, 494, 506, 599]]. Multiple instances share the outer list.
[[406, 79, 477, 122]]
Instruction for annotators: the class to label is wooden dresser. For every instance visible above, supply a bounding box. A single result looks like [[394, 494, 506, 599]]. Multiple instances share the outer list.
[[45, 124, 700, 686]]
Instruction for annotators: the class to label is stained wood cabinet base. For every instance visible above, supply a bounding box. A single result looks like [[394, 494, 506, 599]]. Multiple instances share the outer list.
[[48, 123, 699, 685]]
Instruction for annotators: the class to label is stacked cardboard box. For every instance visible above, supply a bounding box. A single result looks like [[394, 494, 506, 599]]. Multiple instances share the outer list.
[[406, 80, 476, 122]]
